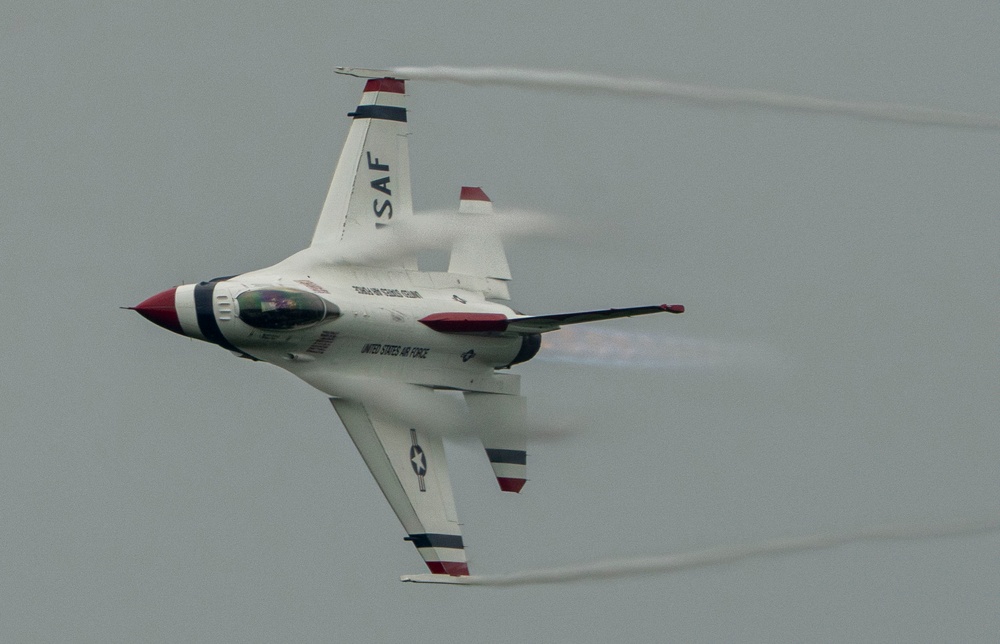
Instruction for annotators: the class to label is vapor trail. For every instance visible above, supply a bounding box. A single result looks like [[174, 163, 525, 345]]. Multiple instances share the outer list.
[[274, 208, 558, 272], [402, 517, 1000, 585], [389, 66, 1000, 130]]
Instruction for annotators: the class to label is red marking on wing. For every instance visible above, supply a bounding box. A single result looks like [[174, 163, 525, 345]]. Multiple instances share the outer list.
[[426, 561, 470, 577], [363, 78, 405, 94], [419, 312, 508, 333], [660, 304, 685, 314]]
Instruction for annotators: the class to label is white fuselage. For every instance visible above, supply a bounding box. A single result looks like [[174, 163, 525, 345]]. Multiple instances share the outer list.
[[171, 265, 528, 396]]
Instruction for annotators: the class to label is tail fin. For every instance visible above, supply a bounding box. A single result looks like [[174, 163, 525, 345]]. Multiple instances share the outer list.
[[448, 188, 513, 290]]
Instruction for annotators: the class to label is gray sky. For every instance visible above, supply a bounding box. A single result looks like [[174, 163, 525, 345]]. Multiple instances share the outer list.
[[3, 2, 998, 641]]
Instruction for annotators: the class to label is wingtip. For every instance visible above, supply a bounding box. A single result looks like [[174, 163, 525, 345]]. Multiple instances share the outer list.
[[660, 304, 685, 314], [400, 573, 472, 585], [335, 66, 409, 80]]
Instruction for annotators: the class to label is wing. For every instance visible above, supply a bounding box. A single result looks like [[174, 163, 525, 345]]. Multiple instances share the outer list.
[[311, 78, 416, 269], [419, 304, 685, 334], [330, 398, 469, 576]]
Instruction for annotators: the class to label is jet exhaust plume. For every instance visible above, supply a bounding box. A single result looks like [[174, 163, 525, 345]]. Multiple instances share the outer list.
[[403, 517, 1000, 586], [539, 327, 777, 372], [388, 66, 1000, 131]]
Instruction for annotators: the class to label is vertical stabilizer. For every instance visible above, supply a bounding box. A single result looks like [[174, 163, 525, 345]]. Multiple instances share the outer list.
[[448, 187, 513, 283]]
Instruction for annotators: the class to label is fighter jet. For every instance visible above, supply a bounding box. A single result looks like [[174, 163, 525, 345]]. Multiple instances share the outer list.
[[131, 75, 683, 580]]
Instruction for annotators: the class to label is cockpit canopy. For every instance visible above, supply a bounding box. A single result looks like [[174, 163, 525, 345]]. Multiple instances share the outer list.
[[236, 288, 336, 330]]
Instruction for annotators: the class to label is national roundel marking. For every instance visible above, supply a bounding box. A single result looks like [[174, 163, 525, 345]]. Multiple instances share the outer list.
[[408, 429, 428, 492], [410, 428, 427, 478], [410, 444, 427, 476]]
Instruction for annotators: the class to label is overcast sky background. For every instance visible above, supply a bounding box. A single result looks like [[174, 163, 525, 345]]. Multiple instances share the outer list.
[[3, 2, 999, 642]]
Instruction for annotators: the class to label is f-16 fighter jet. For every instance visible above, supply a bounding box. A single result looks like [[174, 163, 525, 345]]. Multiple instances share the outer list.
[[132, 75, 683, 580]]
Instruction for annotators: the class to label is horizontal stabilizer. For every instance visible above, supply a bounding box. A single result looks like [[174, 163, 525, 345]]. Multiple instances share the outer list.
[[465, 392, 527, 493], [420, 304, 683, 335]]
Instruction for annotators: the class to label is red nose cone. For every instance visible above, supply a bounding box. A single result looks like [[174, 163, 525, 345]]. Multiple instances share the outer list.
[[133, 287, 183, 335]]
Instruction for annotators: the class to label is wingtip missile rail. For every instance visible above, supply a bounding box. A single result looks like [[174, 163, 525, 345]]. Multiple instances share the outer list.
[[335, 66, 408, 80]]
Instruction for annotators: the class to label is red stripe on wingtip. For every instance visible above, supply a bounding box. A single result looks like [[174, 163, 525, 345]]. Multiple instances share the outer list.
[[660, 304, 685, 314], [426, 561, 470, 577], [363, 78, 405, 94], [497, 477, 526, 493], [460, 186, 491, 202]]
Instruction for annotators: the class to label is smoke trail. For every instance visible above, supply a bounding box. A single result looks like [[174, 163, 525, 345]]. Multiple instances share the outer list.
[[539, 326, 777, 371], [401, 517, 1000, 585], [388, 66, 1000, 130]]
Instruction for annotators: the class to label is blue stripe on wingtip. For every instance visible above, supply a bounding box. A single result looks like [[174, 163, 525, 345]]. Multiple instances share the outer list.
[[405, 533, 465, 550], [348, 105, 407, 122]]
